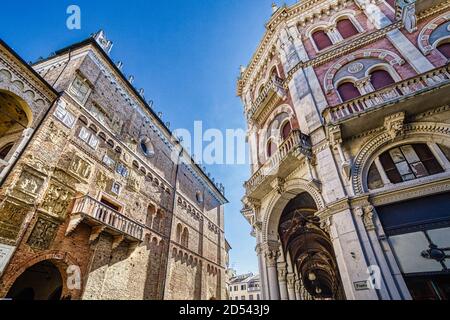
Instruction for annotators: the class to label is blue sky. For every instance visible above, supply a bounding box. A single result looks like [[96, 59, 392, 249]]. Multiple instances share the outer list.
[[1, 0, 296, 275]]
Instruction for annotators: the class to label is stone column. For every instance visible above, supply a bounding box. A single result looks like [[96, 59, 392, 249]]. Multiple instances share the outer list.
[[277, 262, 289, 300], [0, 127, 34, 184], [256, 243, 269, 300], [294, 277, 302, 300], [287, 273, 296, 300], [264, 242, 281, 300]]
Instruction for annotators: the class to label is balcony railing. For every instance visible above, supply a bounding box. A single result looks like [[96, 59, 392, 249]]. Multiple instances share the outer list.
[[245, 130, 312, 195], [247, 76, 286, 121], [323, 65, 450, 124], [70, 195, 144, 241]]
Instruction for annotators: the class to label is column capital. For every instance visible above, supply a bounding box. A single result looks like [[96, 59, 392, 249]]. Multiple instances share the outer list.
[[277, 262, 288, 281], [356, 205, 376, 231], [262, 241, 281, 267], [286, 273, 296, 289]]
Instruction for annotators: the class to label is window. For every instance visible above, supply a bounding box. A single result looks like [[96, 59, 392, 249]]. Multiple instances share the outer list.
[[337, 82, 360, 102], [386, 0, 396, 9], [281, 121, 292, 140], [257, 294, 260, 300], [241, 285, 246, 291], [249, 295, 254, 300], [336, 18, 359, 39], [439, 144, 450, 162], [312, 30, 332, 51], [89, 104, 110, 128], [69, 76, 90, 104], [140, 138, 155, 157], [437, 42, 450, 59], [196, 191, 203, 204], [78, 127, 99, 149], [234, 286, 238, 291], [235, 297, 239, 300], [370, 70, 396, 90], [116, 163, 129, 178], [111, 182, 121, 195], [102, 154, 115, 168], [378, 144, 444, 184], [367, 162, 384, 190], [54, 102, 76, 128], [241, 296, 246, 300], [267, 140, 277, 158], [0, 143, 14, 160]]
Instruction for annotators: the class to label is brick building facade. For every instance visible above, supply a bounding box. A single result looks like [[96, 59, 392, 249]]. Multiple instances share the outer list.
[[0, 31, 228, 300], [239, 0, 450, 300]]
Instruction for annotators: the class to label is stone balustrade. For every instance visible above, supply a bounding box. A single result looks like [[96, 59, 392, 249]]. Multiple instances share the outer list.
[[247, 76, 286, 121], [324, 65, 450, 124], [71, 195, 144, 241]]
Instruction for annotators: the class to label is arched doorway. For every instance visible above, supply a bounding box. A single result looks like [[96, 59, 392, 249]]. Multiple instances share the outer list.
[[0, 90, 32, 162], [6, 260, 63, 300], [278, 193, 345, 300]]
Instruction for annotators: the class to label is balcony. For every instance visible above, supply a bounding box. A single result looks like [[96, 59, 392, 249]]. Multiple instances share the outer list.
[[245, 130, 312, 199], [323, 65, 450, 138], [247, 76, 286, 123], [66, 195, 144, 247]]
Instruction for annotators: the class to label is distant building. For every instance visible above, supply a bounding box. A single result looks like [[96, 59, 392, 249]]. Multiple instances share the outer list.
[[229, 273, 261, 301]]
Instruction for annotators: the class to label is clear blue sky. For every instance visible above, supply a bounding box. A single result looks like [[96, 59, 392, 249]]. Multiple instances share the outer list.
[[1, 0, 296, 275]]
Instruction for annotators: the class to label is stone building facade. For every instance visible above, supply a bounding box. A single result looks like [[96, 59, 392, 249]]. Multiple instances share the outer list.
[[0, 31, 228, 300], [239, 0, 450, 300]]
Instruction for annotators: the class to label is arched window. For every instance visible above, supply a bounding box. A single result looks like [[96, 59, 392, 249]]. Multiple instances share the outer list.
[[386, 0, 396, 9], [146, 204, 156, 227], [0, 143, 14, 160], [267, 139, 277, 158], [312, 30, 333, 51], [378, 144, 444, 184], [370, 69, 396, 90], [176, 224, 183, 243], [181, 228, 189, 247], [281, 122, 292, 140], [437, 42, 450, 59], [337, 82, 360, 102], [336, 18, 359, 39]]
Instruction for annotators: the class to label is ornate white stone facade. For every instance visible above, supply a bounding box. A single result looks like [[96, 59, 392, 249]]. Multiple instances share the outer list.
[[239, 0, 450, 300]]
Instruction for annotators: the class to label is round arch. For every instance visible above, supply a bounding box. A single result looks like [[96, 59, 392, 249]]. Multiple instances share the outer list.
[[323, 49, 405, 93], [1, 251, 80, 300], [351, 122, 450, 195], [262, 178, 325, 242], [418, 12, 450, 55]]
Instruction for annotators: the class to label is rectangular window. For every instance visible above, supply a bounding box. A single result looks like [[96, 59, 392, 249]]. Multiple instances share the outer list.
[[70, 76, 90, 104], [54, 102, 76, 128], [78, 127, 99, 150], [241, 296, 245, 300], [241, 285, 246, 291], [249, 295, 254, 300], [116, 163, 129, 178], [102, 154, 115, 168], [234, 286, 238, 291], [111, 181, 121, 196]]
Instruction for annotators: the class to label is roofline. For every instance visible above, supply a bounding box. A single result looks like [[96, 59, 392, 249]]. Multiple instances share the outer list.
[[0, 38, 59, 97], [33, 37, 228, 204]]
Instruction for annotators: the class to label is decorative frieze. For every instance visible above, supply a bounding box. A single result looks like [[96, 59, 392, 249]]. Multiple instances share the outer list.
[[27, 215, 59, 250]]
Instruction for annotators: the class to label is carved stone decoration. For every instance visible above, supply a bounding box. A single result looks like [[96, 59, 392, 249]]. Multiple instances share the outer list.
[[126, 172, 141, 192], [287, 273, 296, 289], [271, 178, 286, 195], [399, 0, 418, 33], [356, 206, 376, 232], [384, 112, 405, 140], [263, 241, 281, 267], [347, 62, 364, 74], [320, 217, 332, 235], [0, 201, 28, 241], [27, 216, 59, 250], [96, 170, 109, 190], [11, 170, 45, 204], [46, 121, 69, 143], [69, 155, 92, 181], [40, 183, 74, 220]]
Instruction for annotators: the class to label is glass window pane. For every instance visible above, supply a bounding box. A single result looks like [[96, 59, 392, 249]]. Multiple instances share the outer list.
[[88, 135, 99, 149], [389, 148, 405, 163], [410, 162, 429, 178], [402, 174, 416, 181], [401, 145, 420, 163], [427, 227, 450, 269], [367, 162, 384, 190], [438, 144, 450, 162], [390, 232, 444, 274], [78, 127, 90, 142], [395, 161, 412, 176]]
